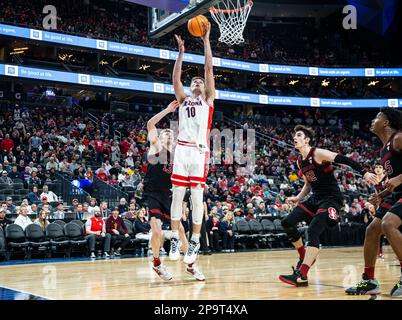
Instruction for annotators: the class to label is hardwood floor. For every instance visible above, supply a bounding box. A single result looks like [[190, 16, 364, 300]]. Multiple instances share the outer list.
[[0, 246, 400, 300]]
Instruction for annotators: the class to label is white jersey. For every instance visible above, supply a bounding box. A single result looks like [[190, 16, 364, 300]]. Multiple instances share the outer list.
[[177, 95, 213, 148]]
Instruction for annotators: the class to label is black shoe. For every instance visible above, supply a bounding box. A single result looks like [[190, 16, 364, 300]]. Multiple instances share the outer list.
[[345, 273, 380, 295], [296, 259, 303, 270], [279, 267, 308, 287]]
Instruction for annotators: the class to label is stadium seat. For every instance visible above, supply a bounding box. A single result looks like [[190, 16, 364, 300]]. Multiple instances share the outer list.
[[5, 224, 30, 260], [45, 223, 70, 257], [0, 226, 6, 260], [53, 220, 67, 228], [0, 184, 9, 190], [70, 220, 84, 228], [11, 183, 24, 190], [248, 220, 264, 238], [25, 224, 51, 258], [234, 220, 251, 250], [16, 189, 29, 196], [64, 222, 87, 256], [273, 219, 289, 248], [11, 195, 22, 202], [0, 189, 13, 195]]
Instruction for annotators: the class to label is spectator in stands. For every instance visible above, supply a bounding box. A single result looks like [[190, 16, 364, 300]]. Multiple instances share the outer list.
[[245, 207, 256, 221], [82, 202, 92, 220], [52, 202, 65, 219], [363, 203, 376, 226], [71, 198, 79, 210], [220, 211, 235, 253], [34, 211, 50, 231], [14, 205, 33, 230], [118, 198, 128, 215], [29, 203, 38, 217], [279, 203, 291, 219], [134, 208, 150, 241], [88, 197, 97, 213], [0, 171, 12, 185], [0, 208, 12, 230], [5, 197, 16, 215], [208, 214, 221, 252], [8, 166, 20, 180], [40, 185, 59, 202], [1, 202, 11, 216], [85, 207, 111, 259], [75, 203, 84, 220], [28, 171, 42, 186], [99, 201, 110, 218], [28, 186, 41, 204], [46, 157, 59, 171], [254, 202, 268, 217], [106, 207, 130, 256], [234, 208, 243, 222], [122, 206, 136, 221], [0, 134, 14, 153]]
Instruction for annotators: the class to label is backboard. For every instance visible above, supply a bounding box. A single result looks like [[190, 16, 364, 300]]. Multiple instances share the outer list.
[[148, 0, 221, 38]]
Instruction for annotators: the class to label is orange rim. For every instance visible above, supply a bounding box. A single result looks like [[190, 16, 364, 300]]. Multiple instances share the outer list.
[[209, 0, 253, 14]]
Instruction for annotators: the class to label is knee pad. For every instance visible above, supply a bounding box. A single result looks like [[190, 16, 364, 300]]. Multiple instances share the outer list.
[[191, 186, 204, 225], [307, 228, 320, 248], [171, 185, 186, 221], [281, 218, 301, 243]]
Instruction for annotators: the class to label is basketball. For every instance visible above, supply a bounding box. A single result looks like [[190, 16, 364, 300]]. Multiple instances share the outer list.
[[187, 15, 209, 37]]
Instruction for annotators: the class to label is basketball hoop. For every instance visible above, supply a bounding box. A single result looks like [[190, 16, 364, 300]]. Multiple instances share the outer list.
[[209, 0, 253, 46]]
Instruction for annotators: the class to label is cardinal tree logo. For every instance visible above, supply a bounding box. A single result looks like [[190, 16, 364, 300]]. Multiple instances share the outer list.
[[328, 207, 339, 220], [148, 121, 256, 176]]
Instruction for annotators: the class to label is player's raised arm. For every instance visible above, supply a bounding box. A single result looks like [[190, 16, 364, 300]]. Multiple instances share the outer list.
[[172, 35, 187, 104], [147, 100, 179, 154], [201, 22, 215, 104], [314, 148, 378, 185]]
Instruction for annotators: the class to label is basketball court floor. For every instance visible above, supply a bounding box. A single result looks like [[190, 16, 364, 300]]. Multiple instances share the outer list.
[[0, 246, 399, 300]]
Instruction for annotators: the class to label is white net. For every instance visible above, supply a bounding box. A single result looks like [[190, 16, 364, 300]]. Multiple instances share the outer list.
[[209, 0, 253, 46]]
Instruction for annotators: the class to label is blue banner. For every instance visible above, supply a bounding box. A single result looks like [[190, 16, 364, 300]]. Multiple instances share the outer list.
[[1, 23, 402, 77], [1, 63, 399, 108]]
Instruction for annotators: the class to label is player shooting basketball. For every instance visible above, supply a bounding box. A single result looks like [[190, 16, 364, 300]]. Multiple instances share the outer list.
[[169, 21, 215, 266]]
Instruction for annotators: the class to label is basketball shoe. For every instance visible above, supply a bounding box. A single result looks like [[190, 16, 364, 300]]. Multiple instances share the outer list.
[[183, 240, 200, 264], [153, 264, 173, 281], [186, 264, 205, 281], [169, 237, 180, 261], [279, 267, 308, 287], [390, 275, 402, 298], [345, 273, 381, 295]]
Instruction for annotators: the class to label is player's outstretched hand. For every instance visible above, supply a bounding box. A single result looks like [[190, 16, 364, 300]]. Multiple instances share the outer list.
[[166, 100, 180, 113], [201, 21, 211, 41], [363, 172, 379, 185], [174, 34, 185, 54], [385, 175, 402, 192], [368, 192, 381, 209], [286, 196, 299, 206]]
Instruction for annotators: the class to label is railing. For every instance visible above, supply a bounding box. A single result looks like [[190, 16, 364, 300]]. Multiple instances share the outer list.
[[87, 112, 99, 126], [54, 173, 90, 205], [25, 93, 72, 108], [93, 175, 129, 208], [224, 116, 294, 150]]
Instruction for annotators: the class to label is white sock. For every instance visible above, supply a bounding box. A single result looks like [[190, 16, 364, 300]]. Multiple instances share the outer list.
[[191, 233, 200, 244]]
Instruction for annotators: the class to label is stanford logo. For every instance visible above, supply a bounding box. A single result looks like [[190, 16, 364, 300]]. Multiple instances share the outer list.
[[328, 207, 338, 220]]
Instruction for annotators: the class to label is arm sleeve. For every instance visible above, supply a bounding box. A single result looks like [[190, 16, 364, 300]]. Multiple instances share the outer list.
[[334, 154, 367, 176]]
